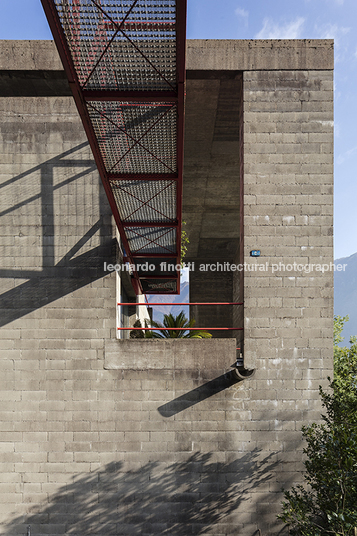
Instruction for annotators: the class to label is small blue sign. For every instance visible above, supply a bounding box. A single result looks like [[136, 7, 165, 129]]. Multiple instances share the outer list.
[[250, 250, 261, 257]]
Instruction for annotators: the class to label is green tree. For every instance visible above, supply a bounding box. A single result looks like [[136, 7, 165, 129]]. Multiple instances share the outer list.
[[278, 315, 357, 536], [131, 311, 212, 339]]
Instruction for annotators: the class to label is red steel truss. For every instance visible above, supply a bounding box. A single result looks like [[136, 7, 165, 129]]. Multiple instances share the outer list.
[[41, 0, 187, 294]]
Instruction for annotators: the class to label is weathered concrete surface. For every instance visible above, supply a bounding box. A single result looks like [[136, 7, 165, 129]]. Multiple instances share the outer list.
[[0, 39, 334, 71], [105, 338, 236, 371], [243, 69, 334, 370], [187, 39, 334, 71], [0, 40, 64, 70], [0, 39, 334, 536]]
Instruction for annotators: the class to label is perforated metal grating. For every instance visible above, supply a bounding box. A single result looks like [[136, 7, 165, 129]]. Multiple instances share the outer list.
[[54, 0, 177, 91], [126, 227, 176, 254], [88, 101, 177, 174], [111, 179, 177, 223], [42, 0, 186, 294]]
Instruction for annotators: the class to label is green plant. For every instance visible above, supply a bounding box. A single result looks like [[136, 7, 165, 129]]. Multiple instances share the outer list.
[[133, 311, 212, 339], [181, 221, 189, 268], [278, 316, 357, 536]]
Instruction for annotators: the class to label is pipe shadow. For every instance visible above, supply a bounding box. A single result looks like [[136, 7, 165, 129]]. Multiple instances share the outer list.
[[158, 371, 240, 417]]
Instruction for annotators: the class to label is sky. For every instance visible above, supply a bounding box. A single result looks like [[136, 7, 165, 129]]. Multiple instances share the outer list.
[[1, 0, 357, 260]]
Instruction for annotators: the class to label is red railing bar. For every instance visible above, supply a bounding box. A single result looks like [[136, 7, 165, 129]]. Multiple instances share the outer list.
[[117, 327, 243, 331], [117, 302, 243, 306]]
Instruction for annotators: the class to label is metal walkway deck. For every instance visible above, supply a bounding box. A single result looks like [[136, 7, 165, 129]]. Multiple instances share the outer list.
[[41, 0, 187, 294]]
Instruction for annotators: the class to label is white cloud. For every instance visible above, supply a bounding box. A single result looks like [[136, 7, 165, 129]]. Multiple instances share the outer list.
[[314, 23, 350, 62], [316, 23, 349, 42], [235, 7, 249, 26], [255, 16, 305, 39], [336, 144, 357, 166]]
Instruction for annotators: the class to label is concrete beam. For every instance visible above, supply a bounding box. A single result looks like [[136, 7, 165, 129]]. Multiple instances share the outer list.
[[0, 40, 63, 70], [0, 39, 334, 72], [187, 39, 334, 71]]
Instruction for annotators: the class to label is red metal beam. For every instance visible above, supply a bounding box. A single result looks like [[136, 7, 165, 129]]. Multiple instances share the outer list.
[[118, 302, 244, 306], [41, 0, 144, 293], [41, 0, 187, 295], [175, 0, 187, 294], [117, 327, 244, 331]]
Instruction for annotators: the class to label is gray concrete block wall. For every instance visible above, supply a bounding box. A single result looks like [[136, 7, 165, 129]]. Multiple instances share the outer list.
[[241, 69, 334, 532], [0, 40, 334, 536], [243, 69, 334, 373]]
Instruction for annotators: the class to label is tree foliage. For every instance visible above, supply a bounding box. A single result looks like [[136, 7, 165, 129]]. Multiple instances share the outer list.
[[180, 221, 189, 268], [130, 311, 212, 339], [278, 316, 357, 536]]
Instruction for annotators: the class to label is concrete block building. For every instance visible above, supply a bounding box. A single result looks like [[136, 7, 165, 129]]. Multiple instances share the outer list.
[[0, 39, 333, 535]]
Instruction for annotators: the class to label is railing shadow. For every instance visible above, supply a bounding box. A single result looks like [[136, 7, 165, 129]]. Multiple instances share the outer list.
[[0, 142, 114, 327]]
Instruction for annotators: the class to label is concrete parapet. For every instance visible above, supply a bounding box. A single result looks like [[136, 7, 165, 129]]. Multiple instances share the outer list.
[[105, 338, 237, 373]]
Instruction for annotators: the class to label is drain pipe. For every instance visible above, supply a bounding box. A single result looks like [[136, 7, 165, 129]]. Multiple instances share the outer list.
[[232, 352, 255, 380]]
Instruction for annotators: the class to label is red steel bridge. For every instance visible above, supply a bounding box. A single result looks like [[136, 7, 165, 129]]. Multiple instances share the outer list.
[[41, 0, 187, 295]]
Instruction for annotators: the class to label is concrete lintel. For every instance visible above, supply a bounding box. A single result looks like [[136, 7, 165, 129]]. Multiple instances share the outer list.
[[0, 38, 334, 72]]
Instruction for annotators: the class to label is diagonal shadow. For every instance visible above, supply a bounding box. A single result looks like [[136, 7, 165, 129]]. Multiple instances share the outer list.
[[158, 371, 241, 417], [0, 142, 115, 327], [0, 242, 115, 328]]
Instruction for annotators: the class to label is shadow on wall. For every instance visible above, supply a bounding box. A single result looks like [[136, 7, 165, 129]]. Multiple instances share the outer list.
[[158, 372, 240, 416], [0, 142, 115, 327], [4, 452, 285, 536]]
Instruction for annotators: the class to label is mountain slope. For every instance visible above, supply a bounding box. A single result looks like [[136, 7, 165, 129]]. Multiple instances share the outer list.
[[334, 252, 357, 342]]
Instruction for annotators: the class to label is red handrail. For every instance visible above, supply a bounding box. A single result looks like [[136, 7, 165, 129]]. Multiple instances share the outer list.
[[117, 301, 244, 332], [117, 327, 243, 331], [117, 302, 243, 306]]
